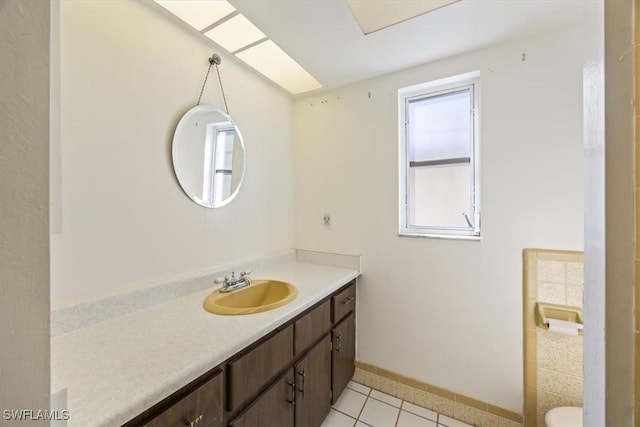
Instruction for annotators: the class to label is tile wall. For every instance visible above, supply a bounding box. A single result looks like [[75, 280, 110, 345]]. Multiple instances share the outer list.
[[523, 249, 584, 427]]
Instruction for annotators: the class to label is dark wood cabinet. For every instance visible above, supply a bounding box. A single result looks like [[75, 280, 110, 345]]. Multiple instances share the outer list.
[[294, 335, 332, 427], [294, 300, 331, 356], [331, 311, 355, 404], [229, 370, 295, 427], [139, 368, 224, 427], [332, 282, 356, 324], [227, 325, 294, 412], [331, 280, 356, 405]]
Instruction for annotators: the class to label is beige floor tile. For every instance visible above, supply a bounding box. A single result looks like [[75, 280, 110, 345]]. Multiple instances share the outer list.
[[396, 382, 416, 403], [378, 376, 398, 396], [451, 401, 482, 425], [362, 370, 380, 390], [352, 368, 366, 384], [401, 401, 438, 422], [438, 414, 474, 427]]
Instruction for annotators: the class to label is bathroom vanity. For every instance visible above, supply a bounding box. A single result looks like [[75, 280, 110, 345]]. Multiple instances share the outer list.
[[50, 257, 359, 427], [124, 280, 356, 427]]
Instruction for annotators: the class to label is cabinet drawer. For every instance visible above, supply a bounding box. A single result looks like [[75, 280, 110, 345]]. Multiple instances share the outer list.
[[143, 369, 223, 427], [227, 325, 294, 412], [294, 300, 331, 356], [332, 281, 356, 323]]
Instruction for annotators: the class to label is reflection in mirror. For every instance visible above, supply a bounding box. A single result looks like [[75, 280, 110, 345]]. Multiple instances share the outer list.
[[172, 105, 246, 208]]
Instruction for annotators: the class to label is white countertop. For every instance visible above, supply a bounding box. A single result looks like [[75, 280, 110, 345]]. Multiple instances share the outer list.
[[51, 260, 359, 427]]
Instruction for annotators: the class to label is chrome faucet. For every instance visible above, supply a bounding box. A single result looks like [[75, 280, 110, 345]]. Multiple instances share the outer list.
[[215, 270, 252, 293]]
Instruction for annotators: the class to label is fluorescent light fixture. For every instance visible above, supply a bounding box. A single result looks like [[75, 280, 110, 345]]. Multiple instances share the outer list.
[[156, 0, 235, 31], [156, 0, 236, 31], [346, 0, 460, 34], [204, 14, 266, 53], [236, 40, 322, 94], [154, 0, 323, 95]]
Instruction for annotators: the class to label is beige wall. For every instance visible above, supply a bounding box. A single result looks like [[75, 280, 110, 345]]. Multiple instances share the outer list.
[[635, 0, 640, 420], [293, 25, 584, 413], [582, 1, 637, 424], [51, 1, 295, 308], [0, 0, 51, 423], [602, 1, 636, 425]]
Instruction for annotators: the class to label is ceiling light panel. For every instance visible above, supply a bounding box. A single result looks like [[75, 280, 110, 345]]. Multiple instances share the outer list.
[[346, 0, 460, 34], [155, 0, 235, 31], [236, 40, 322, 94], [204, 14, 266, 53]]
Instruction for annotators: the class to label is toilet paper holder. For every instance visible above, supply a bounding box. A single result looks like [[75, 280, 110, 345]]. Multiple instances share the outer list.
[[535, 302, 583, 335]]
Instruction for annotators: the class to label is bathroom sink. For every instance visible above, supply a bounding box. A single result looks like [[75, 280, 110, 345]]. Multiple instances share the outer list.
[[203, 280, 298, 315]]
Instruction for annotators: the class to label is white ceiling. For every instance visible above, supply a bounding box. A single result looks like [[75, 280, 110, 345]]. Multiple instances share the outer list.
[[344, 0, 461, 35], [228, 0, 585, 95]]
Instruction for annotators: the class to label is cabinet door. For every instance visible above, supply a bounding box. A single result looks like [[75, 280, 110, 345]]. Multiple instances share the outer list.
[[229, 370, 295, 427], [227, 325, 294, 411], [295, 335, 331, 427], [332, 312, 355, 405], [143, 369, 224, 427], [295, 300, 331, 356]]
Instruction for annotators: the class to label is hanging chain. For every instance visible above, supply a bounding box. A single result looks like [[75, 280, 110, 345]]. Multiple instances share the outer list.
[[196, 60, 213, 107], [214, 62, 229, 115], [196, 54, 229, 115]]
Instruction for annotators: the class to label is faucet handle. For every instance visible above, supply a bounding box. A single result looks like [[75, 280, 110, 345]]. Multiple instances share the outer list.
[[240, 270, 252, 277], [213, 277, 226, 285]]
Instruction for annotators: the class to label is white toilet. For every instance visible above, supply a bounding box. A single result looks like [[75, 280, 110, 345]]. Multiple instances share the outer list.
[[545, 406, 583, 427]]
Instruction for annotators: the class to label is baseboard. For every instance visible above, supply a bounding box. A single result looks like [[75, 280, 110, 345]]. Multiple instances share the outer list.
[[354, 361, 524, 426]]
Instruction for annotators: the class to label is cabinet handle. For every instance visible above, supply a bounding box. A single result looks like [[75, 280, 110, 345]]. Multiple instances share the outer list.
[[185, 414, 203, 427], [342, 297, 354, 305], [335, 333, 342, 353], [297, 369, 306, 395], [287, 379, 296, 405]]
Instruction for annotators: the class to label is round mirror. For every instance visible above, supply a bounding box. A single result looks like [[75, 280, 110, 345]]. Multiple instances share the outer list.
[[172, 105, 246, 208]]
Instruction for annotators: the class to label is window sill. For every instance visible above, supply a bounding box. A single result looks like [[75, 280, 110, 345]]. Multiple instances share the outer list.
[[398, 231, 481, 241]]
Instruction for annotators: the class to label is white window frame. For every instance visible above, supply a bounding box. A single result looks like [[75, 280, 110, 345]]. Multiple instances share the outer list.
[[398, 71, 481, 239]]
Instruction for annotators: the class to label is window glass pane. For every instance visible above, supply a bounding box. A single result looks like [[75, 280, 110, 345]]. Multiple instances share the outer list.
[[409, 163, 471, 228], [202, 125, 235, 204], [408, 89, 471, 162], [399, 73, 480, 237], [212, 128, 235, 205]]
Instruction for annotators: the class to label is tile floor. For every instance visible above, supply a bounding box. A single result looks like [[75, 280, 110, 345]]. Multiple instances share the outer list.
[[321, 381, 474, 427]]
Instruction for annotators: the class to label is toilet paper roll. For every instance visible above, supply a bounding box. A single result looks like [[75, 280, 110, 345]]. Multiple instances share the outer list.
[[547, 318, 582, 336]]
